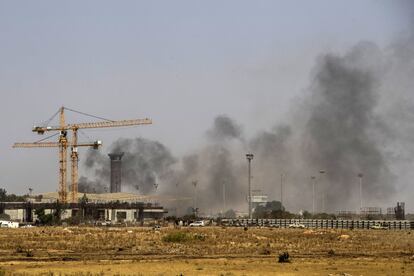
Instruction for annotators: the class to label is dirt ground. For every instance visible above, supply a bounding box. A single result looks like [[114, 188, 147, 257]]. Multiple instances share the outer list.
[[0, 226, 413, 275]]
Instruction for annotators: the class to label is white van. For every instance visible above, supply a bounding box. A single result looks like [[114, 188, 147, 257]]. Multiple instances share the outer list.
[[0, 220, 19, 228], [189, 221, 205, 227]]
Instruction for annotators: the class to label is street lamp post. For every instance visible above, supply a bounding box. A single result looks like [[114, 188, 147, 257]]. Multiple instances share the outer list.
[[192, 180, 198, 217], [222, 181, 226, 215], [319, 170, 326, 213], [311, 176, 316, 214], [280, 173, 286, 209], [358, 173, 363, 213], [246, 153, 254, 219]]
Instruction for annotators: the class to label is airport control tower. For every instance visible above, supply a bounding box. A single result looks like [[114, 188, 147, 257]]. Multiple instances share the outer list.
[[108, 152, 124, 193]]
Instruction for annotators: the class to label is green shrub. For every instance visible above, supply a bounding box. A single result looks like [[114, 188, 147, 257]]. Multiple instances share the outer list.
[[162, 232, 190, 243]]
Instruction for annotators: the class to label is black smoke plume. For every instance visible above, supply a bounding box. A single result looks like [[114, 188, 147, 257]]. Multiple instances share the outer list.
[[80, 138, 176, 194], [207, 115, 243, 142], [81, 38, 414, 213], [302, 42, 393, 210]]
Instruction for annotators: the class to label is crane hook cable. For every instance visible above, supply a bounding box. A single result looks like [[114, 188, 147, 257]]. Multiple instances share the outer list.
[[64, 107, 114, 122], [78, 129, 95, 143], [34, 132, 60, 143], [39, 108, 60, 127]]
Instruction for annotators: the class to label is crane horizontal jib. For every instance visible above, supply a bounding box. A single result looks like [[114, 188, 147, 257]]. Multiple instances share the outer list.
[[13, 141, 102, 148], [32, 118, 152, 133]]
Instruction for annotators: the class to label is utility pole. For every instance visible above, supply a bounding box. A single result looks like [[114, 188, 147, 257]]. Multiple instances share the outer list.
[[358, 173, 363, 213], [246, 153, 254, 219]]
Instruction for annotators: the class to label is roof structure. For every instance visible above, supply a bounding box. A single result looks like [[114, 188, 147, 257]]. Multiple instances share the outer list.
[[29, 192, 192, 204]]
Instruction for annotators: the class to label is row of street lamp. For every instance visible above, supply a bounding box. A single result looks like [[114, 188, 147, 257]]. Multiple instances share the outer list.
[[182, 153, 364, 218], [245, 153, 365, 216]]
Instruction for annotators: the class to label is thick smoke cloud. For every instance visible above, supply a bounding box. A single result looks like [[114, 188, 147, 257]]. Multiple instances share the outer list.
[[207, 115, 243, 142], [248, 125, 293, 203], [111, 138, 176, 194], [81, 37, 414, 214], [302, 42, 393, 210], [80, 138, 176, 194], [78, 176, 107, 194], [160, 115, 246, 214]]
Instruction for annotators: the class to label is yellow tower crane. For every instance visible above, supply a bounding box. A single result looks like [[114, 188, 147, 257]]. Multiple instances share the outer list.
[[13, 107, 152, 203], [13, 140, 102, 202]]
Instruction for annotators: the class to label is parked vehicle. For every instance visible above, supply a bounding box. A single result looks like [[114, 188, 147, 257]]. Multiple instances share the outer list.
[[20, 224, 34, 228], [96, 220, 112, 226], [270, 224, 280, 228], [189, 221, 205, 227], [371, 223, 388, 230], [0, 220, 19, 228], [288, 222, 306, 229]]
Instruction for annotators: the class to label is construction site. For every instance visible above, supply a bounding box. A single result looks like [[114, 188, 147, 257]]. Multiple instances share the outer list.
[[0, 107, 169, 224], [1, 105, 412, 226], [2, 1, 414, 275]]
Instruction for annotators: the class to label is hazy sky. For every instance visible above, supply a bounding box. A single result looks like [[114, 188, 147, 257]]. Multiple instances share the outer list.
[[0, 1, 411, 195]]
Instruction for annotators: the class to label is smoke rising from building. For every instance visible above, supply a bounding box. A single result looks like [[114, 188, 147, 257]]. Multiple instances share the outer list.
[[80, 137, 176, 195], [81, 37, 414, 213]]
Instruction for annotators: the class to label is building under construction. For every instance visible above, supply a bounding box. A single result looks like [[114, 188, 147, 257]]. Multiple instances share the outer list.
[[0, 192, 167, 223], [5, 107, 169, 223], [0, 155, 171, 223], [360, 207, 382, 217], [13, 106, 152, 204], [387, 202, 406, 220]]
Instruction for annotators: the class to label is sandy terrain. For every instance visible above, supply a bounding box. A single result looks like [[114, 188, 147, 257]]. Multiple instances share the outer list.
[[0, 226, 412, 275]]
